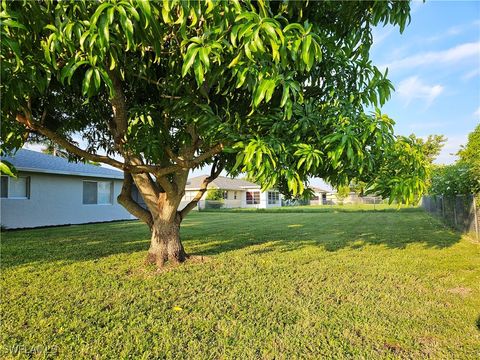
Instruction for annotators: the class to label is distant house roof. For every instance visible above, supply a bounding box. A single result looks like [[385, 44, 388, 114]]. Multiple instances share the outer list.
[[186, 175, 261, 191], [309, 186, 329, 193], [2, 149, 124, 179]]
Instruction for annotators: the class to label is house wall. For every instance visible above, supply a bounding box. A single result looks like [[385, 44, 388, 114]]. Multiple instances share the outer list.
[[241, 188, 282, 209], [179, 188, 281, 209], [0, 172, 131, 229], [310, 192, 328, 205], [180, 189, 243, 210]]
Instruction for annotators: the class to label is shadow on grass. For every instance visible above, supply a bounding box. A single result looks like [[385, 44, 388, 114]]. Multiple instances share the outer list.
[[184, 208, 462, 256], [1, 221, 151, 268], [1, 208, 462, 268]]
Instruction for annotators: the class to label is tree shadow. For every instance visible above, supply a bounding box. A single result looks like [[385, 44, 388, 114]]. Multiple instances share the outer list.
[[1, 221, 151, 268], [183, 208, 463, 256], [0, 208, 464, 268]]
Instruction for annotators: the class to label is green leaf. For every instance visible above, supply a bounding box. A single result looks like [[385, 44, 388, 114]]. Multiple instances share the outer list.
[[199, 47, 210, 70], [284, 23, 304, 33], [107, 6, 115, 24], [127, 4, 140, 21], [109, 52, 116, 70], [82, 68, 94, 96], [98, 15, 109, 47], [182, 46, 200, 77], [123, 17, 134, 49], [161, 0, 172, 23], [244, 42, 252, 60], [280, 84, 290, 107], [90, 2, 112, 26], [253, 80, 269, 107], [97, 68, 114, 97], [193, 58, 204, 85], [0, 161, 17, 177], [228, 52, 242, 68], [93, 68, 101, 90], [264, 79, 276, 103], [302, 35, 312, 69], [79, 31, 90, 51], [60, 60, 89, 85], [1, 19, 27, 30]]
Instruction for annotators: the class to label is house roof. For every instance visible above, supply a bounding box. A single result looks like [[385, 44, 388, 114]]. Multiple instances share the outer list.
[[186, 175, 261, 191], [2, 149, 124, 179], [309, 186, 329, 193]]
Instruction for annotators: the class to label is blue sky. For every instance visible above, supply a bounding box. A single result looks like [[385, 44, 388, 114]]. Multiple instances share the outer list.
[[370, 0, 480, 164], [309, 0, 480, 190]]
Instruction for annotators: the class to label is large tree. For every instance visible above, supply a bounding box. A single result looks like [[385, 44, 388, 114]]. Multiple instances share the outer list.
[[1, 0, 429, 267], [458, 123, 480, 178]]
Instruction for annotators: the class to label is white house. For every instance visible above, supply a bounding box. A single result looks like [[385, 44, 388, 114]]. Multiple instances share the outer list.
[[180, 175, 282, 210], [309, 186, 330, 205], [1, 149, 132, 229]]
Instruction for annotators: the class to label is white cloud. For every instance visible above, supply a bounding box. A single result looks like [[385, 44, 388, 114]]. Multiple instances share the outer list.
[[434, 135, 467, 165], [381, 41, 480, 71], [409, 121, 448, 132], [396, 76, 444, 107], [462, 68, 480, 80], [372, 27, 394, 47], [474, 107, 480, 118]]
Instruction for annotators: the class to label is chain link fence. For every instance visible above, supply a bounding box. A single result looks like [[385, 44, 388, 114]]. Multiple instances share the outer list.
[[422, 195, 479, 240]]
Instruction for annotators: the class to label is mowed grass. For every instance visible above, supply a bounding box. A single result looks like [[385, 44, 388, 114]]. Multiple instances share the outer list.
[[1, 207, 479, 359]]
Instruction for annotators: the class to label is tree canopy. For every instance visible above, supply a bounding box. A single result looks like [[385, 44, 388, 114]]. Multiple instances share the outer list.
[[429, 125, 480, 198], [1, 1, 430, 265], [458, 123, 480, 177]]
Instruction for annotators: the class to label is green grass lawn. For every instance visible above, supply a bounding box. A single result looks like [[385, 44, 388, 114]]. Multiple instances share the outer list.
[[1, 207, 479, 359]]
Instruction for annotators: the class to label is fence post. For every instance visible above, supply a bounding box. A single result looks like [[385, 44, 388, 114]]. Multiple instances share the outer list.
[[473, 197, 479, 241], [441, 196, 445, 219], [453, 196, 458, 228]]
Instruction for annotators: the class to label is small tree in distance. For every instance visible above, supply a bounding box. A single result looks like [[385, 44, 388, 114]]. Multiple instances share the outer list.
[[335, 185, 351, 205], [205, 189, 224, 201], [1, 1, 429, 267]]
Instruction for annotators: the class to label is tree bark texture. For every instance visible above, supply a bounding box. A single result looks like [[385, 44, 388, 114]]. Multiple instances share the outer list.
[[146, 217, 187, 267]]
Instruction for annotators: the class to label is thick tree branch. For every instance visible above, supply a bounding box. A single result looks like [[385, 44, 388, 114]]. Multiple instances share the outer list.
[[192, 144, 224, 165], [117, 172, 153, 228], [15, 112, 178, 176], [16, 113, 127, 170], [167, 143, 224, 168], [131, 172, 162, 218], [155, 176, 174, 194], [106, 69, 128, 146], [179, 158, 225, 220]]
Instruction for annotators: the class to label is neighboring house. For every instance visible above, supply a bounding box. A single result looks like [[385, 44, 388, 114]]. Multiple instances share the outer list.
[[180, 175, 282, 210], [1, 149, 132, 229], [309, 186, 330, 205]]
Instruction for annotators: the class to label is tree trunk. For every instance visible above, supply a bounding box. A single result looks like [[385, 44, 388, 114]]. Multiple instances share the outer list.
[[146, 217, 187, 267]]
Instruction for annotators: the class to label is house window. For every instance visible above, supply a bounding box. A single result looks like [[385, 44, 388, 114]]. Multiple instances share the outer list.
[[83, 181, 113, 204], [223, 191, 228, 200], [183, 192, 196, 201], [0, 176, 30, 199], [246, 191, 260, 204], [234, 191, 237, 200], [268, 191, 280, 204]]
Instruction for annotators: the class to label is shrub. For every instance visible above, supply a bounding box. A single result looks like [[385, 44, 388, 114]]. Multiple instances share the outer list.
[[429, 163, 479, 197], [206, 188, 224, 201]]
